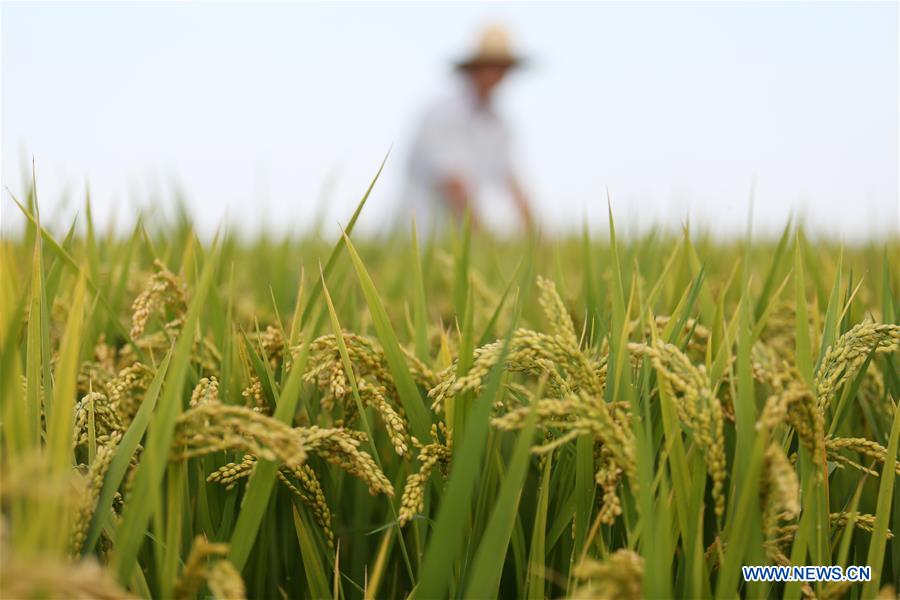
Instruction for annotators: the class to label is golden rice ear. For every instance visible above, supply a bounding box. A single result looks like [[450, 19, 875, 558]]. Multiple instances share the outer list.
[[759, 442, 804, 575], [240, 376, 266, 412], [815, 322, 900, 410], [757, 380, 827, 478], [73, 391, 122, 450], [537, 276, 577, 348], [70, 432, 121, 556], [107, 362, 155, 425], [301, 332, 414, 454], [358, 380, 409, 456], [398, 435, 452, 527], [633, 340, 727, 517], [207, 559, 246, 600], [0, 553, 133, 600], [494, 390, 633, 527], [174, 535, 244, 600], [189, 376, 219, 407], [428, 325, 605, 414], [276, 464, 334, 548], [299, 427, 394, 497], [828, 512, 893, 538], [571, 550, 644, 600], [173, 404, 308, 468], [761, 442, 801, 526], [207, 455, 257, 490], [826, 437, 900, 477], [130, 260, 187, 340]]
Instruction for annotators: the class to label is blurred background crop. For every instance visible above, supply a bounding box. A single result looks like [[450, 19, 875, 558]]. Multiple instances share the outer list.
[[1, 1, 898, 239]]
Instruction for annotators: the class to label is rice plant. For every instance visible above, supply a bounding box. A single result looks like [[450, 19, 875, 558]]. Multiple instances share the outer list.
[[1, 175, 898, 599]]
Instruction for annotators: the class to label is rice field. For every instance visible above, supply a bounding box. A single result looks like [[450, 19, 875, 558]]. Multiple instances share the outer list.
[[1, 175, 898, 600]]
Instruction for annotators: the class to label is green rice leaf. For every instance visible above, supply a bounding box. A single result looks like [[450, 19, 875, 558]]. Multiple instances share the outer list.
[[342, 232, 432, 442], [794, 235, 814, 386], [299, 154, 387, 327], [465, 402, 538, 598], [862, 398, 900, 599], [82, 351, 173, 555], [114, 242, 219, 584]]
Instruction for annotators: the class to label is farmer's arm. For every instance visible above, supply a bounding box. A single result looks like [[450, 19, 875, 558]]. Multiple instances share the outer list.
[[418, 106, 481, 227], [439, 176, 480, 229], [509, 173, 534, 232], [501, 124, 533, 232]]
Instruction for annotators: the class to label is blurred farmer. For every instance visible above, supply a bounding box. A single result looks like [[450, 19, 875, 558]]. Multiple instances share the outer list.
[[406, 25, 534, 234]]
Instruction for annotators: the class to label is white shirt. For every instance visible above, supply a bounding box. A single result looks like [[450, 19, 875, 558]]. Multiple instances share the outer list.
[[405, 79, 516, 234]]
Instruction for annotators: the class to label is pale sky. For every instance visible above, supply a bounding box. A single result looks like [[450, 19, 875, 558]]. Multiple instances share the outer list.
[[2, 1, 898, 239]]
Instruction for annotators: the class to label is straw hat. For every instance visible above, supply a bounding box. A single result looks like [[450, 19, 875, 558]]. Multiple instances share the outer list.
[[455, 25, 526, 70]]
